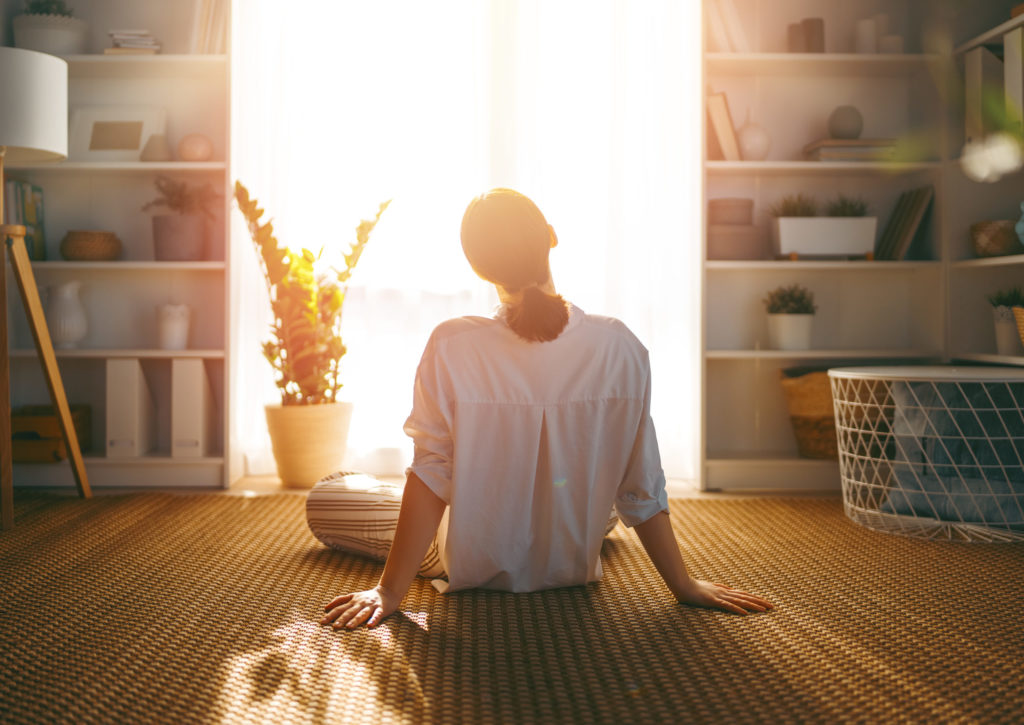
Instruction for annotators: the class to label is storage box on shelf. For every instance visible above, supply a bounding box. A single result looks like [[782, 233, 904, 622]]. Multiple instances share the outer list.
[[4, 0, 234, 488]]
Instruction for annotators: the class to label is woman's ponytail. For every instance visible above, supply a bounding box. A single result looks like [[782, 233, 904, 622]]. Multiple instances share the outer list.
[[504, 286, 569, 342]]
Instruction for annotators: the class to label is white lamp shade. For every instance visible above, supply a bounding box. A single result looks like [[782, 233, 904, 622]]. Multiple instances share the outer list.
[[0, 47, 68, 162]]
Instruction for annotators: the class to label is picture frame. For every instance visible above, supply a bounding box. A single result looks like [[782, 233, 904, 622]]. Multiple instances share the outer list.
[[69, 106, 167, 162]]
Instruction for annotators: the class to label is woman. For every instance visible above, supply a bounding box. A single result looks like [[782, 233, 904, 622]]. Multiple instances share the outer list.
[[312, 188, 772, 630]]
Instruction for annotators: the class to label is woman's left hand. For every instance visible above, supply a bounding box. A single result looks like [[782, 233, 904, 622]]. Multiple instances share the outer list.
[[321, 585, 399, 630]]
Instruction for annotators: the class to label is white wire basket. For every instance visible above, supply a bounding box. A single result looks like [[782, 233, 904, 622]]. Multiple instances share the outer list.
[[829, 366, 1024, 542]]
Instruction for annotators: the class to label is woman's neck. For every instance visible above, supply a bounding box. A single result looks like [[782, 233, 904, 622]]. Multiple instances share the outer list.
[[496, 276, 557, 305]]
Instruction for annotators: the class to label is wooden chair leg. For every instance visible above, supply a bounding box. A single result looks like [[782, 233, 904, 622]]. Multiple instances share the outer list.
[[3, 230, 91, 519], [1, 230, 12, 530]]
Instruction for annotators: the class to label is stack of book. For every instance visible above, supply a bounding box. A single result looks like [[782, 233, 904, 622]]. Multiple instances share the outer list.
[[105, 29, 161, 55], [803, 138, 898, 162], [2, 180, 46, 260]]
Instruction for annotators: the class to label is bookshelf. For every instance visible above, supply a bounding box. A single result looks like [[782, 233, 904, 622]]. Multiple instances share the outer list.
[[700, 0, 1023, 492], [2, 0, 237, 489]]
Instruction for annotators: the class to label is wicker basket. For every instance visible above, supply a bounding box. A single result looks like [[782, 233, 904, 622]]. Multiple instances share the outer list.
[[60, 230, 123, 261], [1014, 306, 1024, 348], [779, 369, 838, 459], [970, 220, 1023, 257]]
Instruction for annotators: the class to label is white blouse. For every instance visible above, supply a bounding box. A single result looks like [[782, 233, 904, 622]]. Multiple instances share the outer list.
[[404, 304, 668, 593]]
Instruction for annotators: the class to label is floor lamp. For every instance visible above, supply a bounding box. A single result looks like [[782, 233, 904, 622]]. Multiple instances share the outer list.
[[1, 47, 91, 531]]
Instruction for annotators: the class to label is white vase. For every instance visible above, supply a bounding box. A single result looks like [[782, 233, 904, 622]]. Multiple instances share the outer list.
[[993, 306, 1023, 356], [767, 313, 814, 350], [45, 280, 88, 349], [265, 402, 354, 488], [157, 304, 191, 350], [737, 111, 771, 161]]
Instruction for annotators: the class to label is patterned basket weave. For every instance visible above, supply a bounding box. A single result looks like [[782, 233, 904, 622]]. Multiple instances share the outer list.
[[60, 230, 122, 261], [1015, 306, 1024, 348], [779, 369, 837, 459]]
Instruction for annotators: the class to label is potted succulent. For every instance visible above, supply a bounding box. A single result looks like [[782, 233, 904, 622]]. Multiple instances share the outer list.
[[142, 176, 221, 261], [234, 181, 389, 487], [987, 287, 1024, 357], [13, 0, 89, 55], [770, 193, 877, 259], [764, 283, 817, 350]]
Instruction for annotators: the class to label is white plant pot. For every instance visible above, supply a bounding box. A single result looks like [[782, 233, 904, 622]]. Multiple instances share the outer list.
[[767, 313, 814, 350], [993, 306, 1024, 356], [772, 217, 878, 258], [265, 402, 354, 488], [13, 14, 89, 55]]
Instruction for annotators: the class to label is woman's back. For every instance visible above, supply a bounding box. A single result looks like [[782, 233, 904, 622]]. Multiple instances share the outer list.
[[405, 304, 668, 593]]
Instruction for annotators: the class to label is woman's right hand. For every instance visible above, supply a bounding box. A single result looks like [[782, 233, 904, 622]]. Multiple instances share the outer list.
[[673, 578, 773, 615], [320, 585, 401, 630]]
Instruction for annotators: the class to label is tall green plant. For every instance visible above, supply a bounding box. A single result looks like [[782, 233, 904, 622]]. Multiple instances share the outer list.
[[234, 181, 389, 405]]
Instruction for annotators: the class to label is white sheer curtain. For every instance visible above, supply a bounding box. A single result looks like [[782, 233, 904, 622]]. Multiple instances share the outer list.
[[231, 0, 701, 487]]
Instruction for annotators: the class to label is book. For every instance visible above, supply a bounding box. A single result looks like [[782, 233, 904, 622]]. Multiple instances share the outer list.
[[104, 47, 159, 55], [964, 46, 1004, 144], [875, 186, 934, 261], [707, 92, 741, 161], [1006, 27, 1024, 137], [706, 0, 732, 52], [171, 359, 214, 458], [9, 181, 47, 261], [106, 358, 156, 458], [807, 149, 898, 161], [715, 0, 750, 53]]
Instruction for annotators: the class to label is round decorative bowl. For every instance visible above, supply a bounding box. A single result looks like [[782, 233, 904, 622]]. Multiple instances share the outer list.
[[60, 230, 123, 261], [970, 220, 1024, 258]]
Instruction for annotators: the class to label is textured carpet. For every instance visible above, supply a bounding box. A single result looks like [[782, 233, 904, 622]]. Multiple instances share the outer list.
[[1, 492, 1022, 724]]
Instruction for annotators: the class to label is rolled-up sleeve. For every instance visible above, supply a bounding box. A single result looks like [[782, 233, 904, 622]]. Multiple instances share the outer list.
[[403, 332, 454, 503], [614, 360, 669, 527]]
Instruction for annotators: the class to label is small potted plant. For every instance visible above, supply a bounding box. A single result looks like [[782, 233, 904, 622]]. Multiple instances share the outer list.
[[764, 283, 817, 350], [987, 287, 1024, 357], [142, 176, 221, 261], [770, 193, 877, 259], [234, 181, 389, 487], [13, 0, 89, 55]]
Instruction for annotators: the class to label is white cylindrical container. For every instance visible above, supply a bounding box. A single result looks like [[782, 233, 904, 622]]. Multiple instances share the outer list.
[[872, 13, 889, 42], [855, 19, 877, 53], [158, 304, 191, 350], [46, 280, 88, 349], [767, 314, 814, 350], [994, 306, 1024, 356]]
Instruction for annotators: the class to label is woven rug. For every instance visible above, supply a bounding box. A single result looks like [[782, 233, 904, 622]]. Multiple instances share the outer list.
[[1, 493, 1022, 724]]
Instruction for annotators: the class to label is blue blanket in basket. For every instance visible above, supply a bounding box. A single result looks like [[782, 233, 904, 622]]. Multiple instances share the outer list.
[[879, 380, 1024, 527]]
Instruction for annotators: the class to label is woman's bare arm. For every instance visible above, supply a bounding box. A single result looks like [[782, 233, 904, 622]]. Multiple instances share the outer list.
[[633, 511, 773, 615], [321, 472, 446, 629]]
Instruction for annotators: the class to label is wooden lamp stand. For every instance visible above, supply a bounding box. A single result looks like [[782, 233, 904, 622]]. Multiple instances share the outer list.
[[1, 149, 91, 530]]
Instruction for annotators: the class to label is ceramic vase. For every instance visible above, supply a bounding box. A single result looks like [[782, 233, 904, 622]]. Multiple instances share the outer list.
[[737, 112, 771, 161], [829, 105, 863, 139], [993, 306, 1023, 356], [46, 280, 88, 349], [152, 214, 205, 261], [157, 304, 191, 350], [265, 402, 354, 488], [767, 314, 814, 350], [13, 14, 88, 55]]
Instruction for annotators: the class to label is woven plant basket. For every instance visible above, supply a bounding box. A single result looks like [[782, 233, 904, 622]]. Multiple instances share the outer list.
[[779, 369, 838, 459], [60, 230, 122, 261], [1014, 306, 1024, 348]]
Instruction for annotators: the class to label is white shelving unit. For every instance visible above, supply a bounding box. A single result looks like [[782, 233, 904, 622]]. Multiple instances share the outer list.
[[3, 0, 237, 489], [700, 0, 1024, 491]]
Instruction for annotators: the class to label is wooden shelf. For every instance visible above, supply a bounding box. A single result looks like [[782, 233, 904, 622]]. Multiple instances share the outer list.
[[8, 161, 226, 173], [9, 349, 225, 359], [31, 261, 225, 271], [954, 13, 1024, 55], [705, 349, 940, 360], [706, 52, 943, 77], [706, 260, 940, 271], [950, 255, 1024, 269], [952, 353, 1024, 366], [705, 160, 942, 175], [64, 54, 228, 79]]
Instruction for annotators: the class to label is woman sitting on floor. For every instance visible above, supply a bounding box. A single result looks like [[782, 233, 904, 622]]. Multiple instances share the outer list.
[[310, 188, 772, 629]]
